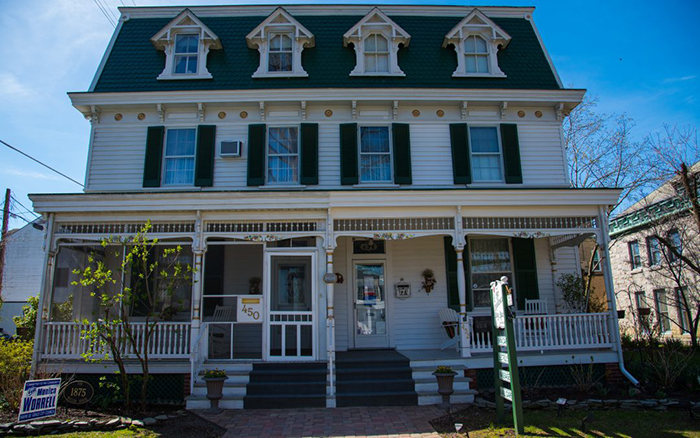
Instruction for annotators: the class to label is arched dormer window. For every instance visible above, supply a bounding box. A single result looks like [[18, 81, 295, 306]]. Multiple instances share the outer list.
[[151, 9, 221, 80], [344, 7, 410, 77], [246, 7, 315, 78], [443, 9, 511, 78]]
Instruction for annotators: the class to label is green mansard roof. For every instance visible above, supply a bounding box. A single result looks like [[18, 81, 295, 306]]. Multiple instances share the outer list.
[[92, 13, 560, 92]]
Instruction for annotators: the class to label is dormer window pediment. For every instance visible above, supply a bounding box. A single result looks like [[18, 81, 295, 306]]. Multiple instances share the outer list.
[[246, 7, 315, 78], [343, 7, 410, 77], [151, 9, 221, 81], [443, 9, 511, 78]]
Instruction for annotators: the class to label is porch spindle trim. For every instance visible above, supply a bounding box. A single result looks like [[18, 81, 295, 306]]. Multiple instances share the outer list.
[[462, 216, 597, 230]]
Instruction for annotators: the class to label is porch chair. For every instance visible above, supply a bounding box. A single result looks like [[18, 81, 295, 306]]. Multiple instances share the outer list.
[[210, 305, 236, 358], [439, 308, 461, 351], [524, 298, 548, 315]]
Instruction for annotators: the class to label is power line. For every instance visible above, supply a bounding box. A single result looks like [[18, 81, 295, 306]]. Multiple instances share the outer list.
[[93, 0, 116, 27], [0, 139, 84, 188], [102, 0, 119, 23], [8, 211, 34, 225], [10, 195, 39, 219]]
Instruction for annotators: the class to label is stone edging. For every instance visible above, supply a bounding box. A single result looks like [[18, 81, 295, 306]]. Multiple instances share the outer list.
[[0, 410, 187, 436], [474, 396, 700, 412]]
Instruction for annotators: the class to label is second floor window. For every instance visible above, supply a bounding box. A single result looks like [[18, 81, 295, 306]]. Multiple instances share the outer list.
[[676, 287, 691, 334], [464, 35, 489, 74], [628, 240, 641, 270], [470, 127, 502, 182], [174, 34, 199, 74], [359, 126, 391, 183], [163, 129, 196, 186], [267, 127, 299, 184], [268, 33, 293, 72], [647, 236, 662, 266], [634, 291, 650, 333], [668, 229, 682, 262], [364, 34, 390, 73]]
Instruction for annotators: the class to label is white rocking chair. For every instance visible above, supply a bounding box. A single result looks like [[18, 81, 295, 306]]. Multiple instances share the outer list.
[[439, 308, 461, 351], [524, 299, 547, 315]]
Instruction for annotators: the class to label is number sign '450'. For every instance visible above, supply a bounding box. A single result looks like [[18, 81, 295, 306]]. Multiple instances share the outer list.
[[237, 297, 263, 323]]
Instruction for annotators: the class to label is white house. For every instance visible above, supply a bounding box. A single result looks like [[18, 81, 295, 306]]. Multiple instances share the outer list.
[[1, 222, 44, 335], [29, 4, 631, 409]]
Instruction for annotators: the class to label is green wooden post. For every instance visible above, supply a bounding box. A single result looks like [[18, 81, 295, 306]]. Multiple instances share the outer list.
[[490, 278, 525, 435]]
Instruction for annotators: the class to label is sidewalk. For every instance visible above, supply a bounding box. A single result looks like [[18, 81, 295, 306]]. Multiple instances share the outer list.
[[197, 405, 452, 438]]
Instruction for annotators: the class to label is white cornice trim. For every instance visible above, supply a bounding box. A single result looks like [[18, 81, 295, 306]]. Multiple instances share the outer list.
[[69, 88, 586, 114], [30, 188, 621, 214], [116, 5, 536, 19]]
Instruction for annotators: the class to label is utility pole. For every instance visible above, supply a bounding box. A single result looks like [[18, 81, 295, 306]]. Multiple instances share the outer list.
[[0, 188, 10, 298]]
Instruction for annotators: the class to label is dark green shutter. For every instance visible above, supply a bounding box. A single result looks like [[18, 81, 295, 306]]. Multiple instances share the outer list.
[[142, 126, 165, 188], [512, 237, 539, 310], [444, 236, 473, 312], [500, 124, 523, 184], [247, 124, 266, 186], [300, 123, 319, 185], [194, 125, 216, 187], [340, 123, 358, 185], [449, 124, 471, 184], [392, 123, 412, 185]]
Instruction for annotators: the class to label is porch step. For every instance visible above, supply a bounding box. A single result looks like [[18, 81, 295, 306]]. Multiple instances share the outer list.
[[335, 349, 418, 407], [244, 363, 326, 409], [185, 395, 244, 410], [409, 358, 475, 407]]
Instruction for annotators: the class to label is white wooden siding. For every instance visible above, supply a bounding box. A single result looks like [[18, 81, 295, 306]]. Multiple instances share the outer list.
[[85, 114, 570, 192], [552, 245, 580, 312]]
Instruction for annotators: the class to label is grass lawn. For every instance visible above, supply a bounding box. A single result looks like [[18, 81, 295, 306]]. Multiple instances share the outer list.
[[37, 426, 158, 437], [437, 408, 700, 437]]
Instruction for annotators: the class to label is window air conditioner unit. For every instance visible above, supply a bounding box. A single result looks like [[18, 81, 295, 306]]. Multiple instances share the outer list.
[[220, 140, 242, 157]]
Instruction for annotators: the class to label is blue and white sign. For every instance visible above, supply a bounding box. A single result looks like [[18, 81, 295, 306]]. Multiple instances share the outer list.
[[18, 378, 61, 422]]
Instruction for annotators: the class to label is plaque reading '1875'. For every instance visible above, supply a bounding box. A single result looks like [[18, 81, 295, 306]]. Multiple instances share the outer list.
[[63, 380, 94, 405]]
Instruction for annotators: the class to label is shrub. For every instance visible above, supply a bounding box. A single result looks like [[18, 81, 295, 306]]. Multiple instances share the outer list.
[[13, 296, 39, 340], [0, 339, 33, 411]]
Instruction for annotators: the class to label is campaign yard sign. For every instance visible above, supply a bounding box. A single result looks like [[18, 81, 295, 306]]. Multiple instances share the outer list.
[[18, 378, 61, 422]]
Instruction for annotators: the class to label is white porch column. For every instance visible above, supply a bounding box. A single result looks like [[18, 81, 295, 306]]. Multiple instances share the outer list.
[[325, 247, 336, 400], [455, 246, 471, 358], [189, 215, 205, 391], [30, 213, 55, 376], [596, 207, 622, 350]]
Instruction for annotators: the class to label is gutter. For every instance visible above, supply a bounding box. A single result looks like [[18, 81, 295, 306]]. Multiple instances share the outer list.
[[598, 206, 640, 387]]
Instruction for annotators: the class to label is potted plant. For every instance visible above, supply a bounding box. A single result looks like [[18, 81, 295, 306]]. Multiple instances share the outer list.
[[433, 365, 458, 410], [203, 368, 228, 414], [422, 269, 437, 294], [249, 277, 262, 294]]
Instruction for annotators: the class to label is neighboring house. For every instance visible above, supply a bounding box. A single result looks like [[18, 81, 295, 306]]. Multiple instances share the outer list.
[[0, 222, 44, 335], [609, 170, 699, 341], [29, 4, 626, 409]]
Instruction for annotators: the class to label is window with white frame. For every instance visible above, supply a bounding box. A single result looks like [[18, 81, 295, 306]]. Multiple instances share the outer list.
[[163, 129, 196, 186], [628, 240, 642, 270], [267, 127, 299, 184], [647, 236, 662, 266], [364, 34, 390, 73], [634, 291, 650, 333], [173, 34, 199, 74], [343, 7, 410, 77], [246, 7, 315, 79], [359, 126, 391, 183], [442, 9, 510, 78], [469, 127, 502, 182], [675, 287, 691, 334], [469, 238, 512, 308], [464, 35, 489, 74], [268, 33, 294, 73], [151, 9, 221, 81], [667, 229, 682, 262]]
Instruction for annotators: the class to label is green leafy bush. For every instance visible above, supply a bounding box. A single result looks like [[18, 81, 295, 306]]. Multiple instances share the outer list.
[[0, 339, 33, 411], [13, 296, 39, 340]]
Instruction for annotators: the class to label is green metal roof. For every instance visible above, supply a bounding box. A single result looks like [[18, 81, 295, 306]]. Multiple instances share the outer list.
[[92, 14, 560, 92]]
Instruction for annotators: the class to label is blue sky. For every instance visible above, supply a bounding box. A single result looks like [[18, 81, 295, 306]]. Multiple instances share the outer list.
[[0, 0, 698, 229]]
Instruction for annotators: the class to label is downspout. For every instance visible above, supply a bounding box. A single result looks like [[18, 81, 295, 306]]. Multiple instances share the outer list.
[[30, 213, 55, 377], [598, 206, 640, 387]]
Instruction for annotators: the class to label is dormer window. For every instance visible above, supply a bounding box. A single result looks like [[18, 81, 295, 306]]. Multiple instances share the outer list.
[[246, 7, 315, 78], [344, 7, 410, 77], [268, 33, 293, 72], [151, 9, 221, 81], [464, 36, 489, 74], [443, 9, 511, 78], [174, 34, 199, 74]]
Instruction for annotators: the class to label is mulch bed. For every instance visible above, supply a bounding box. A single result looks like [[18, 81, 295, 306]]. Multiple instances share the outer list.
[[0, 406, 225, 438]]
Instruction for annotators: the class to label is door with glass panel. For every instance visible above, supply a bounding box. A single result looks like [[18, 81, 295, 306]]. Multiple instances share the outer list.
[[353, 261, 390, 348], [266, 254, 315, 361]]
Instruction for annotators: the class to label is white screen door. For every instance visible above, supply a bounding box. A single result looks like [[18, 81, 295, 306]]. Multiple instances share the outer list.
[[353, 261, 390, 348]]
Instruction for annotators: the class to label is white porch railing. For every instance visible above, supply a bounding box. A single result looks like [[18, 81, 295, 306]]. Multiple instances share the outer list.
[[468, 313, 613, 353], [42, 322, 191, 360]]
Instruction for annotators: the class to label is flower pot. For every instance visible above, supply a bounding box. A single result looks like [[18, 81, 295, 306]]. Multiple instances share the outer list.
[[203, 376, 228, 414], [433, 371, 457, 411]]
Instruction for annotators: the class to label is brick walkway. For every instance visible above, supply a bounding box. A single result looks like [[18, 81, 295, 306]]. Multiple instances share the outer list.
[[197, 405, 451, 437]]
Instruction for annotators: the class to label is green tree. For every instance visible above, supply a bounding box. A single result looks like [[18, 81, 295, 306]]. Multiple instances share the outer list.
[[13, 295, 39, 340], [73, 221, 193, 410]]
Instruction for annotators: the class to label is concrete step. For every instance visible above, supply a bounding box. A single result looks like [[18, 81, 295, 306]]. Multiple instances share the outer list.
[[415, 380, 471, 392], [185, 395, 244, 410], [191, 385, 247, 397], [409, 359, 468, 368], [417, 390, 476, 406]]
